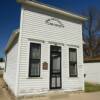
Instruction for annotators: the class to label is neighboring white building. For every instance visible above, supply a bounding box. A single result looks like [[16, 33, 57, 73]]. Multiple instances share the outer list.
[[84, 58, 100, 84], [0, 62, 5, 69], [4, 0, 86, 98], [0, 61, 5, 75], [0, 60, 5, 76]]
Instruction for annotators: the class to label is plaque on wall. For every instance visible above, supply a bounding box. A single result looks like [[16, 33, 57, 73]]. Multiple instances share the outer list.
[[43, 62, 48, 70]]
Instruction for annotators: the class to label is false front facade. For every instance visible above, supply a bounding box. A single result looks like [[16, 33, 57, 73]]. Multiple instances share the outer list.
[[4, 0, 86, 97]]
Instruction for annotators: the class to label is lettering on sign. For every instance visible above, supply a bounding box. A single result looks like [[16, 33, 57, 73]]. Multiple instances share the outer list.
[[45, 18, 64, 28]]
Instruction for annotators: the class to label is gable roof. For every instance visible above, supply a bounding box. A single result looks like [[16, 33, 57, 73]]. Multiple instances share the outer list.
[[5, 29, 19, 53], [17, 0, 87, 22]]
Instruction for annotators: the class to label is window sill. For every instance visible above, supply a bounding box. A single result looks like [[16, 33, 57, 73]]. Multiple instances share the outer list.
[[68, 77, 79, 79], [27, 77, 43, 79]]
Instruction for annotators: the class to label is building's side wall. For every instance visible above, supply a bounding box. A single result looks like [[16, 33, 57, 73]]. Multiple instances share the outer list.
[[84, 63, 100, 84], [4, 41, 18, 95], [18, 6, 84, 96]]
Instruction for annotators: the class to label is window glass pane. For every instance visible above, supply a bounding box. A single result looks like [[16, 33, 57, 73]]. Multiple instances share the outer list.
[[70, 52, 77, 62], [69, 49, 77, 62], [29, 43, 41, 77], [69, 48, 77, 77], [70, 63, 77, 76], [31, 43, 41, 59], [30, 60, 40, 76]]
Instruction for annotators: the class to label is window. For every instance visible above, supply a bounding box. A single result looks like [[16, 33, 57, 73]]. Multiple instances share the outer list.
[[29, 43, 41, 77], [69, 48, 78, 77]]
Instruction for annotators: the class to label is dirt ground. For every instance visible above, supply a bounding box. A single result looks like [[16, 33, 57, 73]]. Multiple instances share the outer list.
[[20, 92, 100, 100], [0, 77, 100, 100], [0, 77, 11, 100]]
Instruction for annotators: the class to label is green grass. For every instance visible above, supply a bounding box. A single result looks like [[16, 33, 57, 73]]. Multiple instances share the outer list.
[[85, 82, 100, 92]]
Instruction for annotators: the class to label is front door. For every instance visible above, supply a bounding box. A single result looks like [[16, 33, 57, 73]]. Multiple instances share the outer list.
[[50, 45, 61, 89]]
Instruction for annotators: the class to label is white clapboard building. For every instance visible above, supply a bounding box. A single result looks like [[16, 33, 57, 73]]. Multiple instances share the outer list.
[[84, 57, 100, 84], [4, 0, 86, 97]]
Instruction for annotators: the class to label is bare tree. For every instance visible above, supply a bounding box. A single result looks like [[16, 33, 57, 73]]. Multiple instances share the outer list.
[[83, 7, 100, 57]]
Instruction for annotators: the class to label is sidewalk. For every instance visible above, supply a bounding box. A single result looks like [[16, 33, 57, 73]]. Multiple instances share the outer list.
[[19, 92, 100, 100]]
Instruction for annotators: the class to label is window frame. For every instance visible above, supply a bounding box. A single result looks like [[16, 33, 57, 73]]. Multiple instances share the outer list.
[[69, 48, 78, 77], [29, 43, 41, 77]]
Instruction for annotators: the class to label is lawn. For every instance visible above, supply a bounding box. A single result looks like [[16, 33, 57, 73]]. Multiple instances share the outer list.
[[85, 82, 100, 92]]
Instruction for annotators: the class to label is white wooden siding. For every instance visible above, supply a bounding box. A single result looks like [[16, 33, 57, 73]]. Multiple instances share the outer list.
[[17, 6, 84, 96], [85, 63, 100, 84], [21, 7, 82, 46], [4, 41, 18, 95]]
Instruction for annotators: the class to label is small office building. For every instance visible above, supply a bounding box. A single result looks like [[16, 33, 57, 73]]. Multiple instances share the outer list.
[[4, 0, 86, 97]]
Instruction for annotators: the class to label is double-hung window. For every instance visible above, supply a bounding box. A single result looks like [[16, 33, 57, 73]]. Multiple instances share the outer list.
[[29, 43, 41, 77], [69, 48, 78, 77]]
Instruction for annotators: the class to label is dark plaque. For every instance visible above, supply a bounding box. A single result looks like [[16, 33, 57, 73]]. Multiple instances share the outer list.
[[43, 62, 48, 70]]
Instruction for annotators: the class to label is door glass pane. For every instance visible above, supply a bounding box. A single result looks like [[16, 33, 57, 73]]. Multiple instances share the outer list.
[[57, 77, 60, 87], [52, 77, 56, 87], [51, 46, 61, 52], [52, 55, 60, 73]]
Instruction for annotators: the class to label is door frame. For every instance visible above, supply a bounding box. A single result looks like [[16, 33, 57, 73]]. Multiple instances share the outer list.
[[49, 45, 62, 89]]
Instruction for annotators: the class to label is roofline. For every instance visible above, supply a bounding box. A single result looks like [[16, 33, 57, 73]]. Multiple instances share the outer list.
[[84, 60, 100, 63], [17, 0, 87, 21], [5, 29, 19, 53]]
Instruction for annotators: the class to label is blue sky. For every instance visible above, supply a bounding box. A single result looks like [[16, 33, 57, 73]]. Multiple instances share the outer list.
[[0, 0, 100, 57]]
